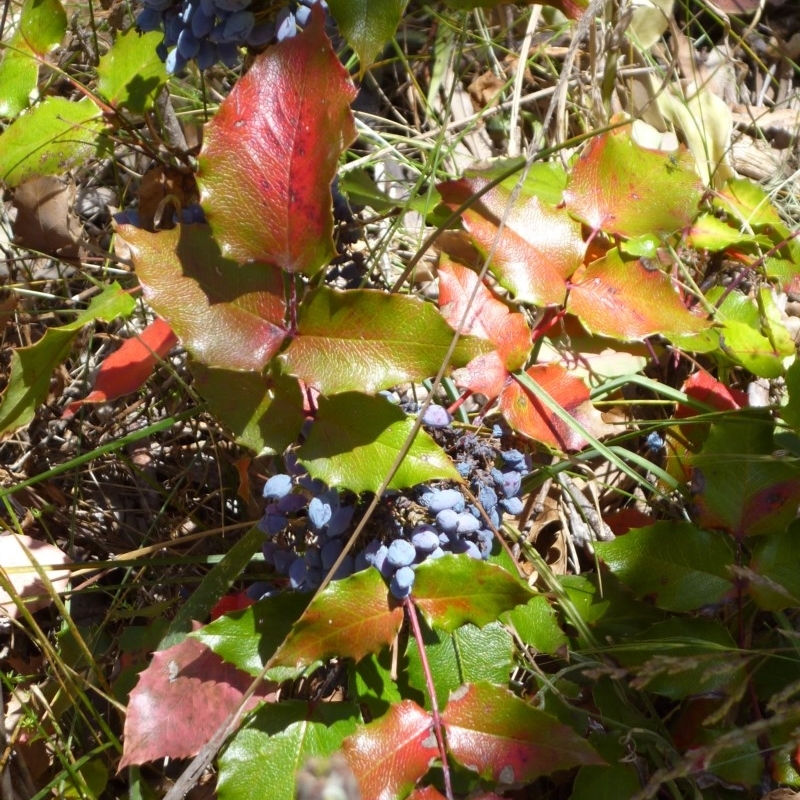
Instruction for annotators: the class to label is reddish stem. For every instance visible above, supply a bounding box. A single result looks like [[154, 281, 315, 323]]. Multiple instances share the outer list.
[[446, 390, 473, 417], [403, 596, 453, 800]]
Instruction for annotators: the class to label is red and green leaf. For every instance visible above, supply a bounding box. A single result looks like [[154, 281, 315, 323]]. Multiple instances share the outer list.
[[438, 257, 531, 398], [119, 224, 288, 372], [197, 8, 357, 273]]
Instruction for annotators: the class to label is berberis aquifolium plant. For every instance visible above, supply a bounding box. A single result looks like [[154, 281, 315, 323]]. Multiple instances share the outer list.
[[2, 0, 800, 798]]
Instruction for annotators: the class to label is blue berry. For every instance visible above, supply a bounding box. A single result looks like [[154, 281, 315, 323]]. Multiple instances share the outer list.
[[500, 496, 524, 515], [421, 404, 452, 428], [411, 527, 440, 555], [386, 539, 416, 569], [263, 473, 293, 500], [390, 566, 415, 600]]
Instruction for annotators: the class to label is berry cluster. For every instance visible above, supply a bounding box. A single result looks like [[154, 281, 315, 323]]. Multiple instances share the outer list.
[[256, 410, 530, 602], [135, 0, 328, 74]]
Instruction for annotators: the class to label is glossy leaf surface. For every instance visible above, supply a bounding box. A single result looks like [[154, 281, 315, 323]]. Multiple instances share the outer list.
[[198, 8, 357, 272], [413, 556, 533, 633], [282, 286, 491, 395], [96, 29, 166, 113], [438, 258, 531, 398], [567, 249, 710, 341], [327, 0, 407, 73], [594, 522, 736, 612], [437, 176, 584, 306], [297, 392, 460, 491], [499, 364, 611, 451], [119, 224, 287, 372], [342, 700, 436, 800], [563, 124, 702, 237], [442, 683, 604, 784], [272, 568, 404, 670]]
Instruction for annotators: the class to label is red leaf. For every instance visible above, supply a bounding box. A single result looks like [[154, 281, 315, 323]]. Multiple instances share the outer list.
[[120, 636, 277, 768], [567, 250, 711, 341], [342, 700, 435, 800], [63, 317, 177, 417], [198, 7, 357, 273], [437, 177, 584, 306], [442, 683, 603, 785], [563, 122, 702, 237], [499, 364, 611, 451], [438, 258, 531, 399], [210, 591, 255, 621], [675, 369, 747, 419]]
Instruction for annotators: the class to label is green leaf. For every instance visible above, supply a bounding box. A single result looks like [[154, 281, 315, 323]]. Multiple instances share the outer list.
[[327, 0, 407, 73], [0, 42, 39, 118], [503, 595, 568, 655], [413, 555, 534, 633], [407, 622, 514, 710], [297, 392, 460, 492], [783, 359, 800, 431], [352, 650, 404, 719], [191, 365, 304, 455], [119, 224, 288, 373], [281, 286, 491, 395], [158, 525, 265, 651], [563, 123, 702, 237], [218, 702, 359, 800], [96, 30, 166, 113], [690, 415, 800, 537], [193, 592, 312, 680], [0, 96, 104, 186], [686, 212, 771, 251], [19, 0, 67, 53], [747, 527, 800, 610], [442, 682, 604, 783], [272, 568, 405, 670], [594, 522, 736, 612], [571, 763, 643, 800]]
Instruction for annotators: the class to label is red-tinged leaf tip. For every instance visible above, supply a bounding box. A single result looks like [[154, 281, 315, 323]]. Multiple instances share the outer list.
[[120, 637, 277, 769], [499, 364, 611, 452], [198, 7, 357, 273], [438, 258, 531, 399], [342, 700, 435, 800], [676, 369, 747, 418], [442, 683, 604, 785], [63, 317, 178, 418]]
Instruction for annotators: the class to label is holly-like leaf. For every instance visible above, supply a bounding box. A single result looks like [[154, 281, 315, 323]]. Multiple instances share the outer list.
[[326, 0, 407, 73], [747, 528, 800, 611], [689, 416, 800, 538], [0, 97, 104, 186], [298, 392, 460, 492], [198, 7, 357, 273], [0, 45, 38, 119], [406, 622, 514, 710], [442, 683, 604, 785], [96, 29, 166, 113], [63, 318, 178, 418], [281, 286, 491, 395], [438, 258, 531, 398], [342, 700, 436, 800], [191, 366, 304, 455], [567, 249, 711, 341], [118, 224, 287, 372], [272, 568, 404, 670], [503, 595, 568, 656], [218, 702, 359, 800], [194, 592, 312, 680], [499, 364, 612, 451], [120, 636, 278, 768], [563, 123, 702, 237], [412, 556, 533, 633], [437, 176, 584, 306], [594, 522, 736, 612]]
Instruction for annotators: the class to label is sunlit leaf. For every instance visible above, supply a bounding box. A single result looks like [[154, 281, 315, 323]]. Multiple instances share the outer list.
[[198, 8, 357, 272], [96, 29, 166, 113], [438, 175, 584, 306], [272, 568, 404, 670], [342, 700, 435, 800], [438, 257, 531, 398], [281, 286, 491, 395], [567, 249, 711, 341], [413, 556, 533, 633], [563, 122, 702, 237], [499, 364, 612, 451], [119, 224, 288, 372], [0, 534, 69, 618], [442, 683, 603, 784]]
